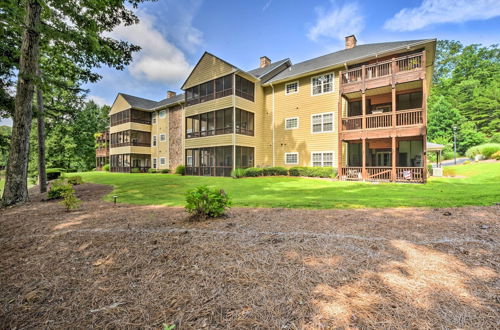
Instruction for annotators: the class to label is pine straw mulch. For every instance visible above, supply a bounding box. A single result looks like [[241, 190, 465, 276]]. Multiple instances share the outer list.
[[0, 183, 499, 329]]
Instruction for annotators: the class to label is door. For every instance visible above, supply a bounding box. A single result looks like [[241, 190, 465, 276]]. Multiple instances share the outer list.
[[376, 152, 391, 166]]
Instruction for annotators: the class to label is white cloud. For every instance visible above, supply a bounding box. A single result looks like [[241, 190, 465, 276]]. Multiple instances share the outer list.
[[109, 11, 193, 84], [307, 1, 364, 43], [161, 0, 204, 53], [384, 0, 500, 31], [87, 95, 108, 106], [263, 0, 272, 11]]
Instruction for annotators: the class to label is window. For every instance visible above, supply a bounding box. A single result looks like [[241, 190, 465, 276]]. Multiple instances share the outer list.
[[152, 112, 157, 124], [153, 158, 157, 169], [110, 130, 150, 147], [285, 152, 298, 165], [160, 134, 166, 142], [285, 81, 299, 95], [348, 101, 362, 117], [160, 157, 166, 165], [397, 92, 422, 110], [311, 73, 334, 95], [159, 110, 166, 118], [186, 108, 233, 138], [311, 112, 334, 133], [285, 117, 299, 130], [311, 152, 334, 167], [110, 109, 151, 126], [152, 135, 157, 146], [235, 108, 254, 136], [235, 75, 255, 101], [186, 74, 233, 106]]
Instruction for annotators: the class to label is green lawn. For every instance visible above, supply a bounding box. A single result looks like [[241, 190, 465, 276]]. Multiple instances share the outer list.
[[68, 162, 500, 209]]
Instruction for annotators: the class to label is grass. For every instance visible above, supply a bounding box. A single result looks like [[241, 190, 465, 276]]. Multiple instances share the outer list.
[[69, 162, 500, 209]]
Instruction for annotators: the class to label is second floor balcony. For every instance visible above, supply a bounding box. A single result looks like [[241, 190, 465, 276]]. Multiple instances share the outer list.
[[342, 108, 423, 131], [340, 51, 426, 94]]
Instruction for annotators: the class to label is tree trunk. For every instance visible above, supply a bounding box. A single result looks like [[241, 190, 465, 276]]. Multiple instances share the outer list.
[[2, 0, 42, 206], [36, 80, 47, 193]]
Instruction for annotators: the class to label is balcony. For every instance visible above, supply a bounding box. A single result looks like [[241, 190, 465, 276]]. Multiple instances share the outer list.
[[340, 52, 425, 94], [341, 167, 424, 183], [342, 108, 423, 131]]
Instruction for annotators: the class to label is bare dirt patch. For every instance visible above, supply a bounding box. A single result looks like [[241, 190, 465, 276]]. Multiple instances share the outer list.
[[1, 183, 499, 329]]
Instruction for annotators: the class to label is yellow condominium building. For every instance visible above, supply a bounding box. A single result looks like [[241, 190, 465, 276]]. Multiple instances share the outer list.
[[106, 35, 436, 182]]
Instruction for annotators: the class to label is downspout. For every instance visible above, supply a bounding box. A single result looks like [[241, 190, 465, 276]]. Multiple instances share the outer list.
[[271, 83, 275, 167]]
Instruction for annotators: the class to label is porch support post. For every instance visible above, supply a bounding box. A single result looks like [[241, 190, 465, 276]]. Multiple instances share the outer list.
[[362, 92, 366, 129], [362, 138, 366, 181], [423, 135, 427, 183], [391, 86, 396, 128], [337, 95, 343, 179], [391, 136, 396, 182]]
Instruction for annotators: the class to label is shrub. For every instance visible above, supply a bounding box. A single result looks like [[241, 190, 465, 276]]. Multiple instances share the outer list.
[[490, 133, 500, 144], [161, 169, 170, 174], [443, 167, 457, 177], [462, 160, 471, 165], [288, 166, 336, 178], [48, 179, 73, 200], [103, 164, 110, 171], [60, 186, 80, 211], [67, 176, 83, 185], [492, 151, 500, 160], [262, 166, 287, 176], [147, 168, 157, 173], [65, 168, 78, 173], [231, 168, 245, 178], [175, 165, 185, 175], [243, 167, 263, 177], [46, 168, 63, 181], [185, 185, 231, 218], [466, 143, 500, 159], [427, 164, 433, 175]]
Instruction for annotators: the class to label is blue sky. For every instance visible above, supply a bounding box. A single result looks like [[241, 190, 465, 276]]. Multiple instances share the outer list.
[[2, 0, 500, 126]]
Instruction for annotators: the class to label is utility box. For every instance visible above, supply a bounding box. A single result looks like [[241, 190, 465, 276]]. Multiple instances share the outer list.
[[433, 167, 443, 177]]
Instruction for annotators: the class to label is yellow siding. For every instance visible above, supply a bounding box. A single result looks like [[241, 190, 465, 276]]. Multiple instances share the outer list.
[[185, 96, 233, 116], [262, 69, 341, 167], [109, 95, 131, 115], [110, 146, 151, 155], [183, 53, 235, 89], [185, 134, 233, 148], [110, 122, 151, 134], [151, 109, 170, 169], [235, 134, 256, 146]]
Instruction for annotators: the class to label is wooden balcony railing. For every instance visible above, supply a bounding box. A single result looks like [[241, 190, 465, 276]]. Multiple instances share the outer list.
[[341, 52, 424, 85], [340, 166, 424, 183], [366, 167, 392, 181], [366, 113, 392, 129], [342, 109, 423, 131], [396, 108, 423, 126], [396, 167, 424, 183], [341, 167, 363, 180], [342, 116, 362, 131]]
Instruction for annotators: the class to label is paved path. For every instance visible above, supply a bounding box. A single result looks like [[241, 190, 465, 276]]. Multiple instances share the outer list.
[[432, 157, 469, 167]]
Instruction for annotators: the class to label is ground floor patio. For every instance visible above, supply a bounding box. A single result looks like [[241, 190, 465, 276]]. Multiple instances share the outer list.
[[110, 153, 151, 173]]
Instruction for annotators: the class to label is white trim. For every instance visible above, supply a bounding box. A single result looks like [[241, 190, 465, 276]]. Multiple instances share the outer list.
[[153, 158, 157, 169], [285, 117, 299, 130], [310, 151, 335, 167], [152, 112, 157, 124], [310, 72, 334, 96], [159, 157, 166, 165], [152, 135, 157, 146], [285, 152, 299, 165], [285, 80, 299, 95], [311, 112, 335, 134], [159, 133, 166, 142]]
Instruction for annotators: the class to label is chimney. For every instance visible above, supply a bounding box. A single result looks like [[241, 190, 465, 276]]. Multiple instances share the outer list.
[[260, 56, 271, 68], [345, 35, 357, 49], [167, 90, 176, 99]]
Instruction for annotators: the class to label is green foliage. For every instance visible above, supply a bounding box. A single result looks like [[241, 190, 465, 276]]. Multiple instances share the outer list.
[[175, 165, 185, 175], [466, 143, 500, 159], [489, 133, 500, 143], [262, 167, 288, 176], [231, 168, 245, 179], [457, 122, 487, 155], [163, 324, 176, 330], [288, 166, 337, 178], [491, 151, 500, 160], [0, 126, 11, 167], [185, 186, 231, 218], [160, 169, 170, 174], [243, 167, 263, 177], [60, 185, 80, 212], [147, 168, 157, 173], [103, 164, 110, 171], [427, 95, 463, 141], [427, 164, 433, 175], [47, 179, 73, 200], [67, 175, 83, 185], [131, 168, 141, 173]]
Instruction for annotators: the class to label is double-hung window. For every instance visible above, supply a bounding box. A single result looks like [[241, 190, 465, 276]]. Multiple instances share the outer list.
[[285, 152, 298, 165], [153, 158, 157, 169], [285, 81, 299, 95], [159, 110, 166, 118], [152, 112, 157, 124], [160, 134, 166, 142], [285, 117, 299, 130], [312, 152, 334, 167], [311, 112, 334, 133], [152, 135, 157, 146], [311, 73, 333, 95], [160, 157, 166, 165]]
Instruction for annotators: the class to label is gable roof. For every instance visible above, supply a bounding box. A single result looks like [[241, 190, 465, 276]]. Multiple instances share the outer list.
[[247, 58, 291, 78], [181, 51, 239, 90], [118, 93, 185, 111], [154, 93, 185, 109], [264, 39, 435, 84]]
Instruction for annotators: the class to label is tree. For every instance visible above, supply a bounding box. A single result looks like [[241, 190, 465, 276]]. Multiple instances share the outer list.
[[2, 0, 150, 206], [457, 122, 487, 155], [427, 95, 463, 142]]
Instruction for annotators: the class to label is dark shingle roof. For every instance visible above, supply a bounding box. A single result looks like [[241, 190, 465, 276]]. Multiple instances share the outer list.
[[265, 39, 434, 84], [118, 92, 185, 111], [247, 58, 291, 78]]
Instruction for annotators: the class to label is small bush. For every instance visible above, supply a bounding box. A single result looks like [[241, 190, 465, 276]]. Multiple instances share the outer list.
[[147, 168, 157, 173], [60, 186, 80, 211], [489, 132, 500, 144], [466, 143, 500, 159], [48, 179, 73, 200], [103, 164, 110, 171], [175, 165, 185, 175], [462, 160, 471, 165], [231, 168, 245, 178], [288, 166, 336, 178], [443, 167, 457, 177], [492, 151, 500, 160], [46, 168, 63, 181], [243, 167, 263, 177], [65, 168, 78, 173], [161, 169, 170, 174], [262, 167, 288, 176], [185, 185, 231, 218], [427, 164, 433, 175], [67, 176, 83, 185]]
